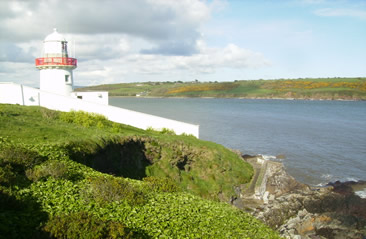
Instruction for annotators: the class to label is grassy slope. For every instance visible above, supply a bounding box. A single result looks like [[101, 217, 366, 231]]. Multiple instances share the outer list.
[[0, 105, 253, 200], [0, 104, 280, 238], [77, 77, 366, 100]]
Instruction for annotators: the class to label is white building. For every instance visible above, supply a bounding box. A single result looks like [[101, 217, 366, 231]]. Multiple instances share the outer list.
[[0, 29, 199, 137]]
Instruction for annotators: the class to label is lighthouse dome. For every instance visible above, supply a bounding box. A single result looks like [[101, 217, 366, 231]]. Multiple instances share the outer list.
[[44, 28, 66, 42]]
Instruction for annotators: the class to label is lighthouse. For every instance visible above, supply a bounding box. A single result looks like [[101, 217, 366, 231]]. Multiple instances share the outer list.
[[1, 29, 199, 137], [35, 28, 77, 96]]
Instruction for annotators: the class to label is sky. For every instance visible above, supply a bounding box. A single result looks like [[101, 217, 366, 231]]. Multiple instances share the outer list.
[[0, 0, 365, 87]]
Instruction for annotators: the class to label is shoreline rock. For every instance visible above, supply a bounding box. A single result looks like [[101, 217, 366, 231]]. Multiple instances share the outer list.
[[234, 155, 366, 239]]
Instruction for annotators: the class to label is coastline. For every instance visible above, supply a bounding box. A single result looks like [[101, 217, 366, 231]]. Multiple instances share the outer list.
[[237, 154, 366, 238], [109, 95, 365, 101], [77, 77, 366, 102]]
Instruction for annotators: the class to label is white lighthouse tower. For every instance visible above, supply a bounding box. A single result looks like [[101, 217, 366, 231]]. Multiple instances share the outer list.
[[35, 28, 77, 96]]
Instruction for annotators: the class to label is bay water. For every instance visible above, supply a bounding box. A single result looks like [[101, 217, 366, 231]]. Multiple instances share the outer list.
[[109, 97, 366, 195]]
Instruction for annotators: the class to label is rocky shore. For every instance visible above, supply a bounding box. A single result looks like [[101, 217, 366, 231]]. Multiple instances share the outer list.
[[232, 155, 366, 239]]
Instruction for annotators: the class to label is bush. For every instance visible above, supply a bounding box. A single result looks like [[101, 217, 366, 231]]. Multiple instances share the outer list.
[[82, 176, 146, 206], [0, 143, 45, 170], [147, 127, 176, 135], [59, 110, 109, 128], [160, 128, 176, 135], [43, 211, 145, 239], [0, 190, 48, 239], [29, 144, 69, 161], [0, 139, 46, 187], [0, 164, 17, 186], [143, 176, 180, 193], [26, 160, 68, 181]]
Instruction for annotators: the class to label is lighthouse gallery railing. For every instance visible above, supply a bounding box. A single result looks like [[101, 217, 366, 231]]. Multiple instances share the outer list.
[[35, 57, 77, 67]]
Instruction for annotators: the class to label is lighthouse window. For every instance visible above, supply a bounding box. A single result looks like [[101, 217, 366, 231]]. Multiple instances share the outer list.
[[65, 75, 69, 82], [62, 42, 67, 52]]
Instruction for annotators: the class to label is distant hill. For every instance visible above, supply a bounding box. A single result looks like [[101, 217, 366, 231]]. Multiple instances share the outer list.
[[77, 77, 366, 100]]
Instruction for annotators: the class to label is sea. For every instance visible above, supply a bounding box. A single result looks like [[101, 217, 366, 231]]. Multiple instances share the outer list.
[[109, 97, 366, 198]]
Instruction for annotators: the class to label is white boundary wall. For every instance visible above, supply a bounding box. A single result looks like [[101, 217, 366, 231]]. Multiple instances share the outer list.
[[0, 82, 199, 138], [71, 91, 109, 105]]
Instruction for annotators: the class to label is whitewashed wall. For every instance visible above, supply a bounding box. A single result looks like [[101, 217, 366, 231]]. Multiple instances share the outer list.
[[71, 92, 109, 105], [0, 83, 199, 137], [0, 82, 40, 106]]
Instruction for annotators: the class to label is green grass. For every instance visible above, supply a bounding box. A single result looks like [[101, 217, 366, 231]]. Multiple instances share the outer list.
[[0, 104, 278, 238], [0, 104, 253, 200], [77, 77, 366, 100], [0, 106, 107, 144]]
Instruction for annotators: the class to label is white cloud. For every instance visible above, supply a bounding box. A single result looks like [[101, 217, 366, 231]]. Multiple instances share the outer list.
[[69, 34, 131, 61], [183, 42, 270, 71], [0, 62, 38, 86], [0, 0, 270, 86], [208, 0, 228, 13], [0, 0, 210, 56], [75, 41, 270, 85], [0, 43, 34, 62], [314, 8, 366, 19], [300, 0, 327, 4]]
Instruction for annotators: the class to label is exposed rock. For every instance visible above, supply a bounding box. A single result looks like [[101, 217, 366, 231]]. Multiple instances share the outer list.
[[242, 154, 258, 161], [235, 155, 366, 239]]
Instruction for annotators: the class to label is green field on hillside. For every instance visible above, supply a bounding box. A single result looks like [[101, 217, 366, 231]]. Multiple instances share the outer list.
[[77, 77, 366, 100], [0, 104, 280, 238]]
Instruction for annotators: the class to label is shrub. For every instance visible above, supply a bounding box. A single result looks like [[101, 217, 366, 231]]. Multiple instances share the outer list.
[[82, 176, 146, 206], [26, 160, 68, 181], [59, 111, 109, 128], [0, 164, 17, 186], [111, 122, 122, 133], [30, 144, 69, 161], [0, 140, 46, 187], [143, 176, 180, 193], [0, 190, 48, 239], [160, 128, 176, 135], [43, 211, 145, 239], [0, 143, 45, 170], [146, 127, 176, 135]]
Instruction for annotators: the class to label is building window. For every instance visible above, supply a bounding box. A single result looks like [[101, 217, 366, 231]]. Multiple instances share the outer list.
[[65, 75, 69, 82], [77, 95, 83, 99]]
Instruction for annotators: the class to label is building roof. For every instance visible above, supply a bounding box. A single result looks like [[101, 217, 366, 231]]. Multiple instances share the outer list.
[[44, 28, 66, 42]]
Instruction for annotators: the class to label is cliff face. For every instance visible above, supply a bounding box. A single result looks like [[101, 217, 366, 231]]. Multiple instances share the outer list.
[[234, 156, 366, 239]]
